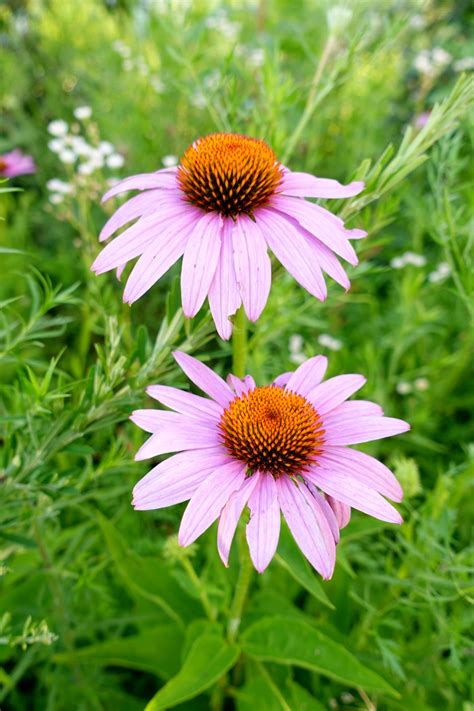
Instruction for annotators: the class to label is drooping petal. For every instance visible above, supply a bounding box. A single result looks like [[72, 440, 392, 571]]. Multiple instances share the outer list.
[[135, 420, 220, 460], [305, 482, 340, 543], [323, 416, 410, 446], [318, 446, 403, 501], [217, 473, 261, 566], [269, 197, 358, 266], [123, 210, 200, 303], [226, 374, 256, 396], [101, 170, 178, 203], [130, 409, 192, 433], [232, 214, 272, 322], [308, 374, 366, 414], [181, 212, 222, 318], [276, 476, 335, 579], [146, 384, 222, 422], [285, 355, 328, 397], [257, 208, 328, 300], [99, 190, 185, 242], [306, 468, 403, 523], [246, 473, 281, 573], [326, 496, 351, 529], [179, 461, 247, 546], [173, 351, 234, 408], [132, 448, 229, 509], [280, 172, 365, 199], [208, 218, 241, 340]]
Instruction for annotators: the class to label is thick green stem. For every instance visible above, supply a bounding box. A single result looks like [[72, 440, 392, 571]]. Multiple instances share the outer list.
[[232, 307, 247, 379]]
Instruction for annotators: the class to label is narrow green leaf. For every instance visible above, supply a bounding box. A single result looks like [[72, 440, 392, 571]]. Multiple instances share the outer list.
[[241, 616, 399, 697], [145, 632, 240, 710]]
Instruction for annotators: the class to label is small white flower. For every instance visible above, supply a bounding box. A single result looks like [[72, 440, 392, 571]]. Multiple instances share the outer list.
[[151, 76, 165, 93], [414, 377, 429, 392], [432, 47, 452, 67], [70, 136, 91, 156], [247, 48, 265, 67], [289, 334, 304, 354], [78, 162, 96, 176], [106, 153, 125, 169], [112, 40, 131, 58], [162, 154, 178, 168], [73, 106, 92, 120], [428, 262, 451, 283], [98, 141, 114, 156], [396, 382, 413, 395], [390, 256, 405, 269], [123, 59, 134, 72], [327, 6, 353, 36], [454, 57, 474, 72], [59, 149, 76, 164], [404, 252, 427, 267], [49, 193, 64, 205], [318, 334, 343, 352], [48, 120, 69, 137], [46, 179, 72, 194], [409, 14, 425, 30], [48, 138, 66, 154], [289, 352, 306, 365], [191, 90, 206, 110]]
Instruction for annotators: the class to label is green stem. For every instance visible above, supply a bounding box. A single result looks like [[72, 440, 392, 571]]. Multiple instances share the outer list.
[[180, 556, 217, 622], [232, 306, 247, 379]]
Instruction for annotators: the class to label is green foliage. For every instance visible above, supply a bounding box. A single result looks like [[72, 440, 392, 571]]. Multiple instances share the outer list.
[[0, 1, 473, 709]]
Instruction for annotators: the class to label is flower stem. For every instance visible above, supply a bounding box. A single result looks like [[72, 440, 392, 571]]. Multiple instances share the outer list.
[[227, 308, 252, 642], [180, 556, 217, 622]]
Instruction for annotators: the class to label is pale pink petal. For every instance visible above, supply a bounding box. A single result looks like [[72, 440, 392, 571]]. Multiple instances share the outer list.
[[280, 172, 365, 199], [208, 218, 241, 340], [135, 421, 220, 460], [324, 400, 384, 419], [99, 189, 184, 241], [232, 215, 271, 322], [116, 264, 126, 280], [305, 482, 340, 542], [92, 204, 195, 274], [179, 461, 247, 546], [306, 468, 403, 523], [226, 374, 256, 396], [132, 448, 229, 510], [285, 355, 328, 396], [123, 211, 200, 303], [246, 473, 281, 573], [276, 476, 335, 579], [308, 374, 366, 414], [101, 170, 178, 203], [273, 372, 292, 387], [300, 233, 351, 290], [146, 384, 222, 422], [269, 197, 358, 266], [181, 213, 222, 318], [256, 208, 328, 300], [217, 473, 261, 567], [326, 496, 351, 529], [318, 446, 403, 502], [323, 416, 410, 446], [346, 229, 367, 240], [130, 409, 194, 433], [173, 351, 234, 408]]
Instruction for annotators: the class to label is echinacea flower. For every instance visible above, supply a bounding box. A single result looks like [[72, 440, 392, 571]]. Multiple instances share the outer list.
[[0, 149, 36, 178], [131, 352, 409, 577], [92, 133, 366, 339]]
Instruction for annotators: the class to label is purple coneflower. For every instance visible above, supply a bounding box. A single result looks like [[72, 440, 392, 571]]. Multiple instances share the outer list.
[[131, 352, 409, 577], [92, 133, 366, 339], [0, 149, 36, 178]]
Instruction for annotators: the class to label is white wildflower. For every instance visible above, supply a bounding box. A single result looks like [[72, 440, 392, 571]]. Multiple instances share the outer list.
[[48, 120, 69, 137], [73, 106, 92, 120], [46, 179, 72, 194], [106, 153, 125, 169], [453, 57, 474, 72], [78, 162, 96, 176], [289, 334, 304, 354], [48, 138, 66, 154], [49, 193, 64, 205], [318, 334, 343, 351], [58, 149, 76, 164], [414, 377, 429, 392], [162, 155, 178, 168], [396, 382, 413, 395], [151, 76, 165, 93], [98, 141, 114, 156], [428, 262, 451, 283]]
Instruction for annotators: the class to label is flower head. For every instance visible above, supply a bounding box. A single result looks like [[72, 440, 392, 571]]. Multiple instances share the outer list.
[[0, 149, 36, 178], [131, 353, 409, 577], [92, 132, 366, 339]]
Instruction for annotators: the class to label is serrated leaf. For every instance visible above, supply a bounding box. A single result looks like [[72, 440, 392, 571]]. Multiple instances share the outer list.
[[145, 632, 240, 710], [241, 616, 399, 697]]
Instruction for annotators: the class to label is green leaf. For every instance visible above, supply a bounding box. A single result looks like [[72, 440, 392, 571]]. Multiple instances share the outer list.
[[241, 616, 399, 697], [54, 624, 183, 679], [275, 525, 334, 609], [288, 681, 326, 711], [145, 632, 240, 710]]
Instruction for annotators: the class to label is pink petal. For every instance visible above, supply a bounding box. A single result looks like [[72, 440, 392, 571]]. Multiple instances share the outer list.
[[246, 473, 281, 573], [269, 197, 358, 266], [232, 215, 271, 322], [146, 384, 222, 422], [226, 374, 256, 396], [132, 448, 229, 509], [280, 172, 365, 199], [181, 213, 222, 318], [179, 461, 247, 546], [173, 351, 234, 408], [208, 218, 241, 340], [318, 446, 403, 502], [273, 372, 292, 387], [130, 409, 191, 433], [256, 208, 327, 300], [217, 473, 261, 567], [123, 211, 199, 303], [276, 476, 336, 579], [324, 400, 384, 419], [285, 355, 328, 397], [99, 189, 184, 242], [323, 416, 410, 446], [101, 170, 178, 203], [306, 468, 403, 523], [134, 420, 220, 460], [305, 483, 340, 542], [308, 374, 366, 415], [326, 496, 351, 529]]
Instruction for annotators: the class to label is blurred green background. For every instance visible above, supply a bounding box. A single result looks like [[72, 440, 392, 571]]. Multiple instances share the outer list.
[[0, 1, 473, 709]]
